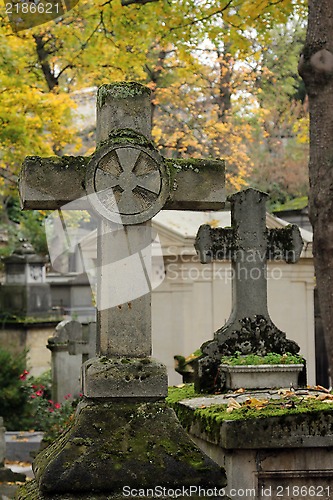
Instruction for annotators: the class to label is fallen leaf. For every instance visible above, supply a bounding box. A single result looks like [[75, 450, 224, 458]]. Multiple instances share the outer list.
[[227, 398, 242, 410], [315, 385, 330, 393], [316, 393, 332, 401]]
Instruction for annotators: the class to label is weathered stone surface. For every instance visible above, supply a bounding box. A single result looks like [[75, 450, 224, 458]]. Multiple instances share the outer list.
[[20, 155, 225, 212], [29, 400, 227, 497], [86, 143, 169, 225], [96, 83, 153, 144], [19, 155, 90, 210], [17, 81, 228, 499], [164, 158, 225, 211], [173, 392, 333, 450], [219, 411, 333, 449], [82, 357, 168, 398], [96, 220, 153, 358]]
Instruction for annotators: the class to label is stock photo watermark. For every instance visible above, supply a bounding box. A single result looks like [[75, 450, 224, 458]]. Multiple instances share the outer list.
[[5, 0, 79, 32], [122, 484, 332, 498], [44, 192, 165, 311]]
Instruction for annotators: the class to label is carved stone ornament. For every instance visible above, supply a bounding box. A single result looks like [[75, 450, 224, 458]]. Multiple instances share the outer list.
[[86, 142, 169, 224]]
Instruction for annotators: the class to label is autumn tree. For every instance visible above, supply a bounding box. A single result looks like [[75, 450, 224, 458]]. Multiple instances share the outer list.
[[0, 0, 308, 246], [299, 0, 333, 386], [249, 20, 309, 205]]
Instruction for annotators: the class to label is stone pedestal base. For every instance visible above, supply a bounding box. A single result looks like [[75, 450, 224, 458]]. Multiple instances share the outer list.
[[16, 399, 228, 499], [82, 357, 168, 398]]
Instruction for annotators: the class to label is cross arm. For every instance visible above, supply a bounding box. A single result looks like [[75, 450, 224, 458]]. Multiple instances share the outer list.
[[266, 225, 303, 263], [195, 223, 303, 264], [19, 155, 90, 210], [195, 224, 234, 263], [19, 152, 225, 212], [164, 158, 225, 211]]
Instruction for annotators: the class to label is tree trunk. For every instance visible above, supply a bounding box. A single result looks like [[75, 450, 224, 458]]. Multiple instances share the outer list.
[[215, 45, 232, 122], [299, 0, 333, 386], [33, 34, 59, 91]]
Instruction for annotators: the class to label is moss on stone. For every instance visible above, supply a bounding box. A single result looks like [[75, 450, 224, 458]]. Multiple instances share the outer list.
[[97, 82, 151, 108], [167, 384, 333, 444], [165, 158, 225, 189], [96, 128, 156, 151], [24, 155, 89, 171], [29, 399, 226, 496]]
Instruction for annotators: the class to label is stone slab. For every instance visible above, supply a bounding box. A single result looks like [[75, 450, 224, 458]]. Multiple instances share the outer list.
[[219, 411, 333, 449], [5, 432, 44, 463], [82, 357, 168, 398], [175, 393, 333, 450]]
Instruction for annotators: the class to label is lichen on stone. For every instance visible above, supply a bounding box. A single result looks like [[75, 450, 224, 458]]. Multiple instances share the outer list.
[[96, 128, 156, 152], [97, 82, 151, 108]]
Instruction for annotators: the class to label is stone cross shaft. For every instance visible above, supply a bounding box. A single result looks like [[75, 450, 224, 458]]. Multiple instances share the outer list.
[[19, 82, 225, 399], [194, 188, 303, 392]]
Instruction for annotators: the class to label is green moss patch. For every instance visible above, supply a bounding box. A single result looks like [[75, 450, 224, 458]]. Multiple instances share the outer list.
[[167, 384, 333, 442], [97, 82, 150, 107], [220, 352, 304, 366]]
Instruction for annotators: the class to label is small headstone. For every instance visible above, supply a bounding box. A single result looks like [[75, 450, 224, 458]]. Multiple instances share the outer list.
[[194, 188, 304, 392], [47, 319, 96, 402]]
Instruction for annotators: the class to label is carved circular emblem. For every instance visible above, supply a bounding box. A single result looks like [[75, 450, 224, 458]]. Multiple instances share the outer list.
[[86, 143, 169, 224]]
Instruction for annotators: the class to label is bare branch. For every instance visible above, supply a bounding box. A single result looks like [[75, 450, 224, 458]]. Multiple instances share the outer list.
[[121, 0, 158, 5]]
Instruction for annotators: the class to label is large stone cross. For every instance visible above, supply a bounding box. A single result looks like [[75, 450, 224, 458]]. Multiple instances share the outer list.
[[19, 81, 225, 400], [18, 83, 228, 498], [194, 188, 304, 392]]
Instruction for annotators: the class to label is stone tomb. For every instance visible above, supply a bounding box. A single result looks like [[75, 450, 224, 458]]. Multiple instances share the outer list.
[[0, 240, 51, 317], [171, 389, 333, 500], [194, 188, 305, 392], [17, 83, 228, 499]]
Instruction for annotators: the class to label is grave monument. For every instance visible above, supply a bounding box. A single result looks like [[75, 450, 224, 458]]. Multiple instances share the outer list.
[[47, 319, 96, 402], [17, 83, 228, 499], [0, 240, 51, 317], [194, 188, 305, 392]]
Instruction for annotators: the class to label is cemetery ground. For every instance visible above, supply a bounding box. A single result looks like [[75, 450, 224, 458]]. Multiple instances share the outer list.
[[1, 376, 333, 499]]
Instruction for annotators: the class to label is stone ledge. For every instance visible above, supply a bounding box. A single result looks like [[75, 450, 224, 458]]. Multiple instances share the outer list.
[[169, 387, 333, 450]]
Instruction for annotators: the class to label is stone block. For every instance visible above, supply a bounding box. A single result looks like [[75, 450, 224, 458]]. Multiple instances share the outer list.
[[220, 363, 304, 390], [82, 357, 168, 398]]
